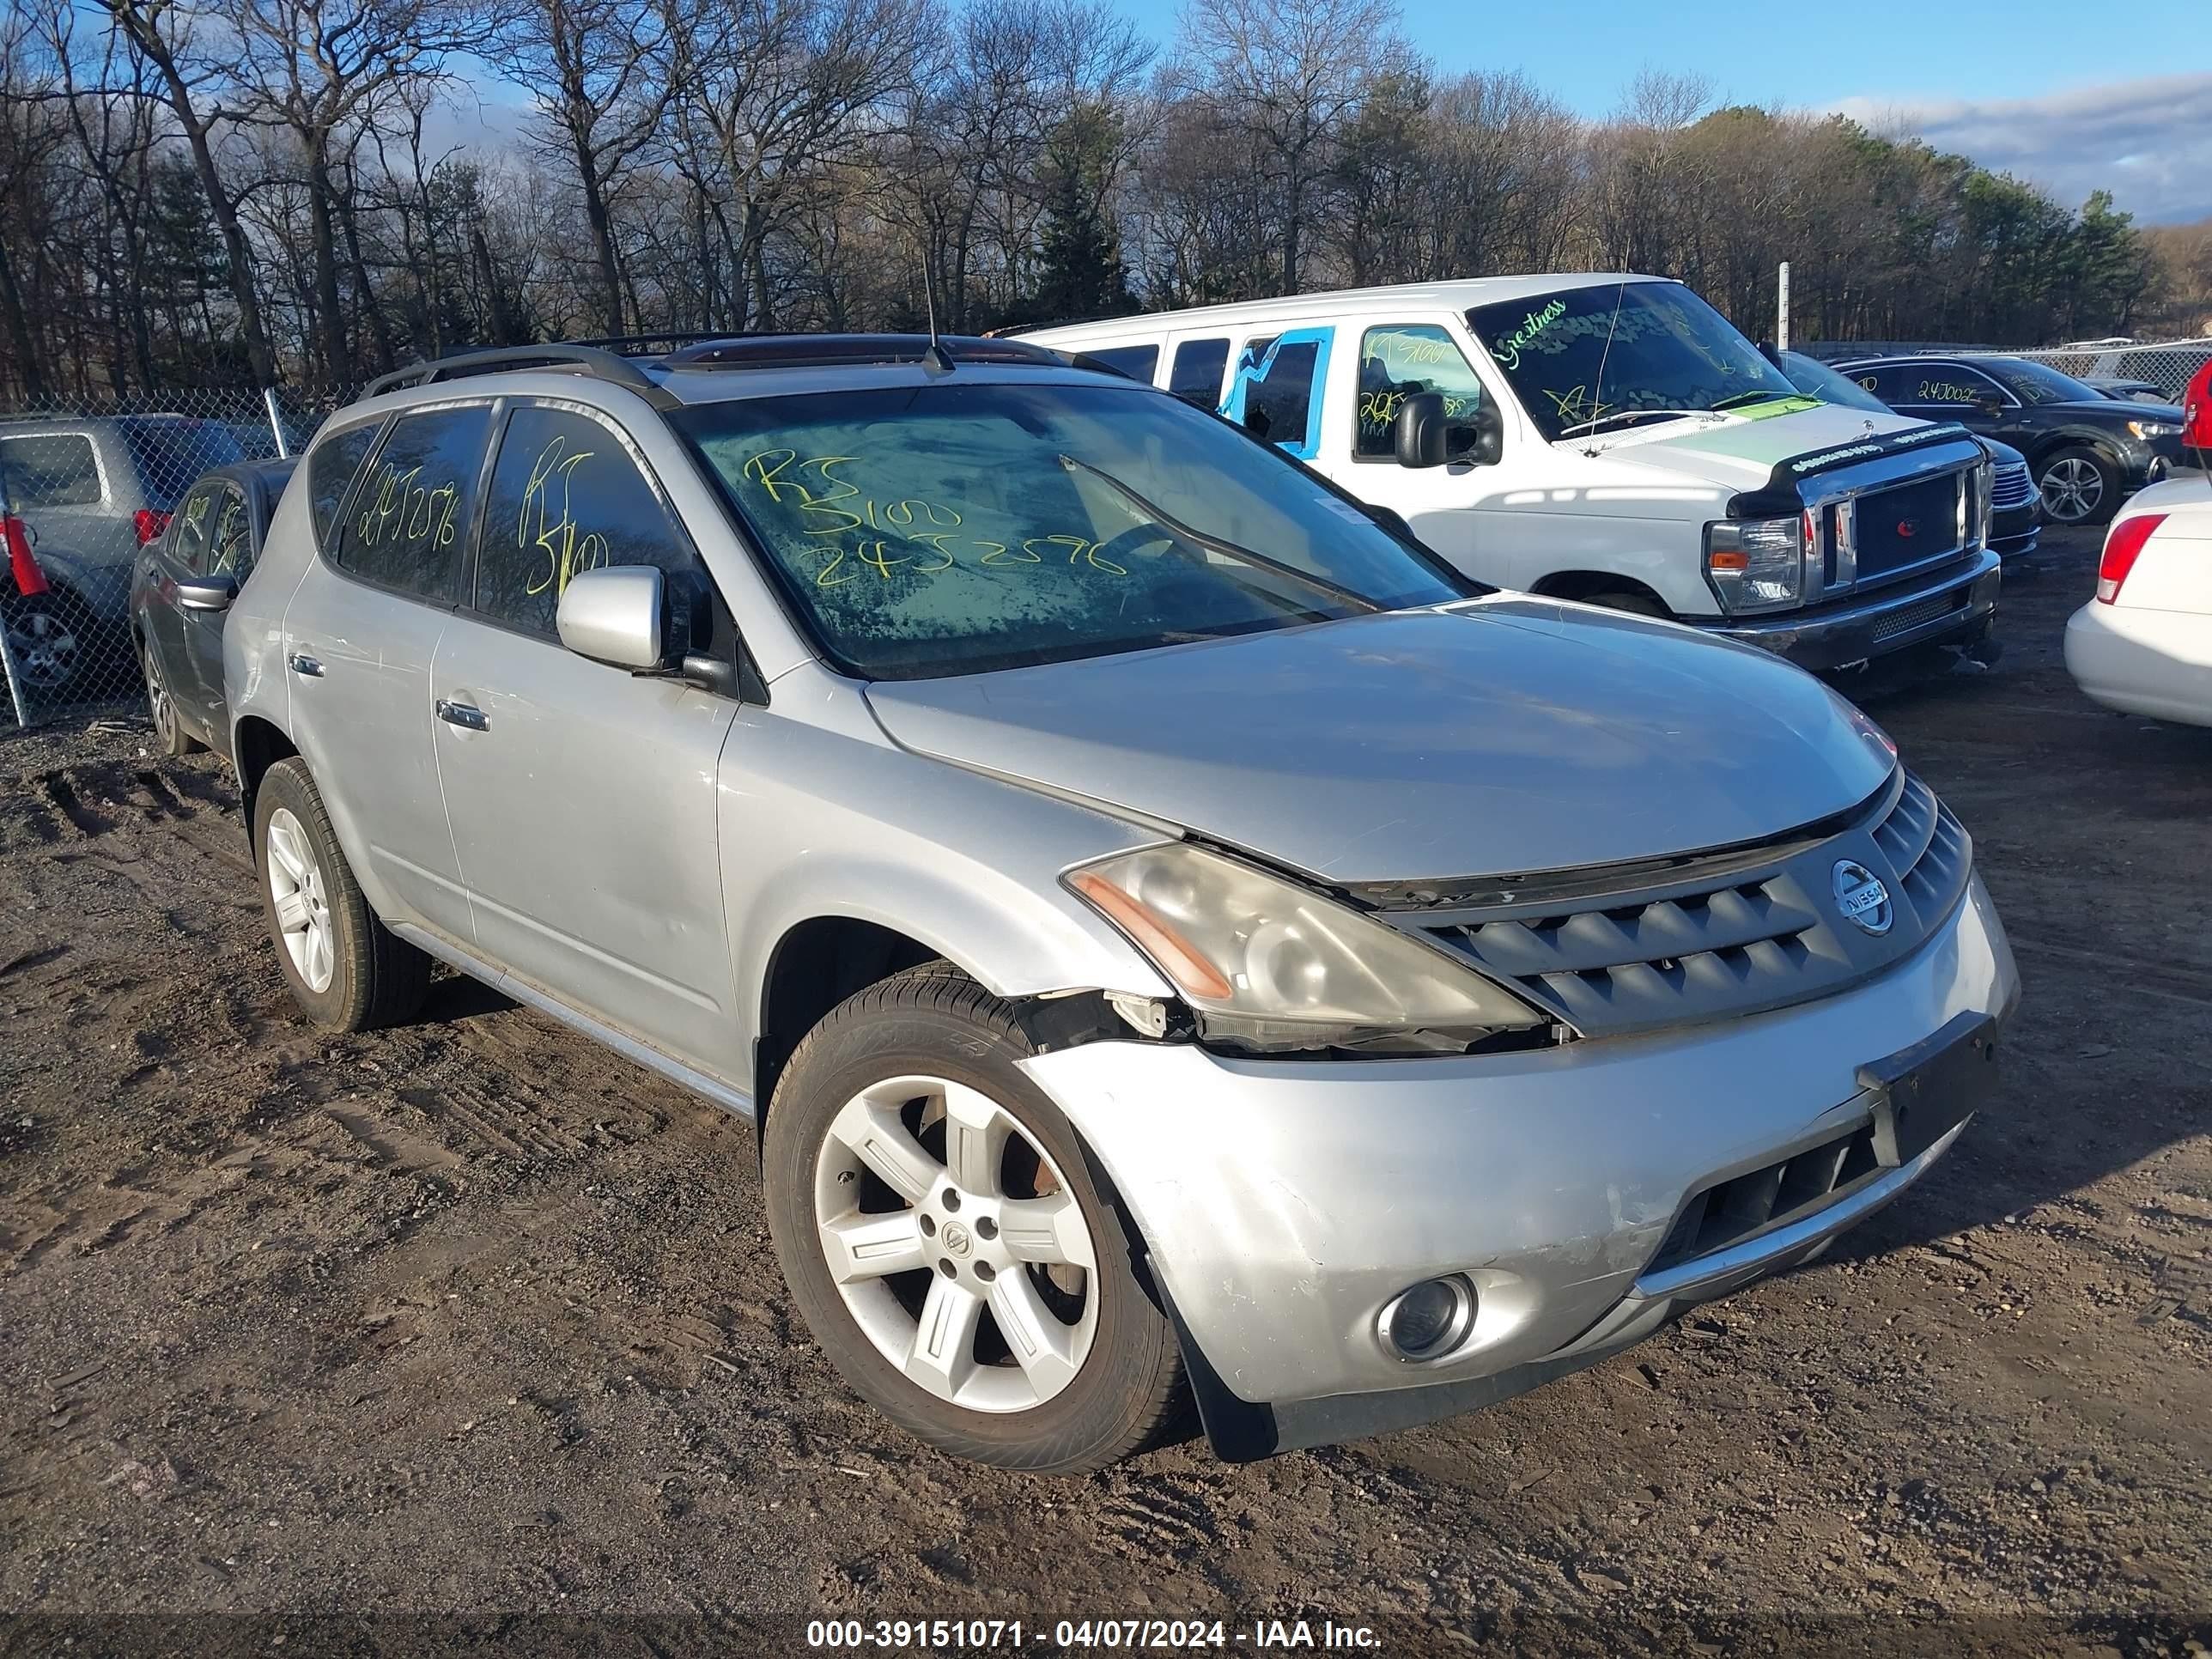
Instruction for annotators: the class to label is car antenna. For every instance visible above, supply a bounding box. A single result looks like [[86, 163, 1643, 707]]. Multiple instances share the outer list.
[[921, 261, 954, 374], [1582, 281, 1628, 454]]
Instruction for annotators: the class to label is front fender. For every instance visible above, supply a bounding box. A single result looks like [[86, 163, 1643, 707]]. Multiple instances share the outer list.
[[716, 701, 1174, 1092]]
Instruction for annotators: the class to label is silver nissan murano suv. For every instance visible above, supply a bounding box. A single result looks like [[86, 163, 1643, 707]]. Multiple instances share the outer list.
[[222, 336, 2019, 1472]]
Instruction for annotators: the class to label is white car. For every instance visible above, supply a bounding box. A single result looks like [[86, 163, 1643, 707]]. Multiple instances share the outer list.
[[2064, 473, 2212, 727]]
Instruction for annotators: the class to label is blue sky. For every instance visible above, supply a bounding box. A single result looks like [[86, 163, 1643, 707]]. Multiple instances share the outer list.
[[440, 0, 2212, 223], [1133, 0, 2212, 222]]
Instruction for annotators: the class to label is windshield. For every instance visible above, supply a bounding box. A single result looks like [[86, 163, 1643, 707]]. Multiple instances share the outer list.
[[1980, 359, 2103, 406], [675, 380, 1463, 680], [1466, 282, 1800, 441], [1778, 350, 1892, 416]]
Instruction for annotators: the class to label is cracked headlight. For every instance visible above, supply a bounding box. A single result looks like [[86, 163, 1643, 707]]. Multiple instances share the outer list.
[[1065, 842, 1545, 1054]]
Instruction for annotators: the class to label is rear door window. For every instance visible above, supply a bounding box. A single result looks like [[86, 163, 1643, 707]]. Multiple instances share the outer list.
[[331, 404, 494, 603], [1225, 330, 1332, 459], [1169, 338, 1231, 406], [473, 404, 704, 640], [0, 434, 100, 507], [1084, 343, 1159, 384], [307, 421, 384, 550], [1849, 364, 1917, 406], [1353, 325, 1487, 459]]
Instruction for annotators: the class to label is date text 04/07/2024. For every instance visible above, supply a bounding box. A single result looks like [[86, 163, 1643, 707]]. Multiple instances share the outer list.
[[804, 1618, 1383, 1650]]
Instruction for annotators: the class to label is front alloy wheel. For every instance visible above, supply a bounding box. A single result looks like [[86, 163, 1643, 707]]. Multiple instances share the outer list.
[[763, 964, 1183, 1472], [814, 1073, 1100, 1413], [142, 642, 200, 756], [2038, 448, 2112, 525]]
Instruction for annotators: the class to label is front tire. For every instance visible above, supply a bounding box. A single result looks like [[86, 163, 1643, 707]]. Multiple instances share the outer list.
[[252, 757, 430, 1030], [763, 965, 1183, 1473], [2037, 445, 2118, 526], [141, 638, 202, 757]]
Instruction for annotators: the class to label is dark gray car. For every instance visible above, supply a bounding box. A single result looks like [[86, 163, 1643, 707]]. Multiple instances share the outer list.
[[131, 458, 295, 758]]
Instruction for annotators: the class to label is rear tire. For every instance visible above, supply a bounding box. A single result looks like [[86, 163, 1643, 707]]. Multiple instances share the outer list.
[[252, 757, 431, 1030], [3, 589, 91, 701], [763, 964, 1183, 1473]]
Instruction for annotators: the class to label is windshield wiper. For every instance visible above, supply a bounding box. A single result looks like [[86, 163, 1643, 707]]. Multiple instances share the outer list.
[[1711, 389, 1790, 410], [1054, 453, 1382, 615], [1559, 408, 1727, 438]]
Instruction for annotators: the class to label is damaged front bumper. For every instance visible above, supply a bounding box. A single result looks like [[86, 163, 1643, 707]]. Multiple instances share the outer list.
[[1019, 874, 2018, 1461]]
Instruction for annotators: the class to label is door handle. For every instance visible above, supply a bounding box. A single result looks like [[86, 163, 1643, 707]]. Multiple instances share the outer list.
[[288, 652, 324, 678], [434, 698, 489, 732]]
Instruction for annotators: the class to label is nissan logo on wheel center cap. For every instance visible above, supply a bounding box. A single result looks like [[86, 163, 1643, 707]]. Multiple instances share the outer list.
[[941, 1221, 973, 1257], [1832, 859, 1893, 936]]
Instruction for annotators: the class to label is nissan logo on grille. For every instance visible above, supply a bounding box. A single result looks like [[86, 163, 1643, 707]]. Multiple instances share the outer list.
[[1832, 860, 1893, 936]]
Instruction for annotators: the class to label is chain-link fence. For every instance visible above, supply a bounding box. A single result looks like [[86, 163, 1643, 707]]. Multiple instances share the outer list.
[[1978, 338, 2212, 401], [0, 387, 337, 729]]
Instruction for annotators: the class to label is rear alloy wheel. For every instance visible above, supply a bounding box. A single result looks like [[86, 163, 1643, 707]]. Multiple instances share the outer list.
[[3, 592, 87, 698], [252, 757, 431, 1030], [2037, 447, 2118, 526], [764, 965, 1183, 1472], [141, 641, 202, 757]]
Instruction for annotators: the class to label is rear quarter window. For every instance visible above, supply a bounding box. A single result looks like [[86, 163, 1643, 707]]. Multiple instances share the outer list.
[[0, 434, 101, 508], [307, 422, 385, 551]]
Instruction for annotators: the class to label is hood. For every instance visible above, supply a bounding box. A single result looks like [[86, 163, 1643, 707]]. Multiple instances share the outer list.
[[865, 599, 1898, 884], [2042, 399, 2185, 425], [1573, 399, 1929, 492]]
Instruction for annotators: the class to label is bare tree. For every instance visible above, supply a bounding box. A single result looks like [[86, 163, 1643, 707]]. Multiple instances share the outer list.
[[1170, 0, 1411, 292], [220, 0, 490, 385], [493, 0, 675, 337]]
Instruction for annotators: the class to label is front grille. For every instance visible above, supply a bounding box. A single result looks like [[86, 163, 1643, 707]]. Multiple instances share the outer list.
[[1644, 1120, 1887, 1277], [1990, 462, 2034, 512], [1392, 772, 1972, 1039], [1855, 473, 1962, 579], [1871, 587, 1966, 642]]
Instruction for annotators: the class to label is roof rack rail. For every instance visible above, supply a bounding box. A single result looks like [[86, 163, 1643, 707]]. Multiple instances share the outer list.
[[362, 344, 679, 410], [565, 331, 746, 356], [661, 333, 1064, 371]]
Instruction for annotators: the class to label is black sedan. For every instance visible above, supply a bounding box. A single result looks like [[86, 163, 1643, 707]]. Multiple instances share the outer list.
[[130, 457, 295, 760], [1835, 354, 2185, 526], [1771, 349, 2040, 558]]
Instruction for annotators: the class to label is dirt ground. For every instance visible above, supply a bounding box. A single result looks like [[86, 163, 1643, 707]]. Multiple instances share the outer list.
[[1, 525, 2207, 1657]]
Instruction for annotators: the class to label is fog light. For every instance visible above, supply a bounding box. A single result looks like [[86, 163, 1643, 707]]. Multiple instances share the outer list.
[[1380, 1275, 1476, 1361]]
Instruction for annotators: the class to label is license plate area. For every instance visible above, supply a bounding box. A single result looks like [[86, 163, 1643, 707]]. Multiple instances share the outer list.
[[1856, 1011, 2000, 1168]]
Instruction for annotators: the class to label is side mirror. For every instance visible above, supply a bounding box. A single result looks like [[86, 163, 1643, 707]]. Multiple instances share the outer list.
[[557, 565, 667, 670], [175, 574, 239, 611], [1395, 393, 1504, 469]]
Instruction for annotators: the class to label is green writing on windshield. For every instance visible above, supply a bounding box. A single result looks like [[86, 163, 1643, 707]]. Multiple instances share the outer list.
[[1484, 300, 1567, 373]]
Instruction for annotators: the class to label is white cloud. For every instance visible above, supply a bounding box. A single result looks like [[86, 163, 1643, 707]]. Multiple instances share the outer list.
[[1827, 72, 2212, 225]]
